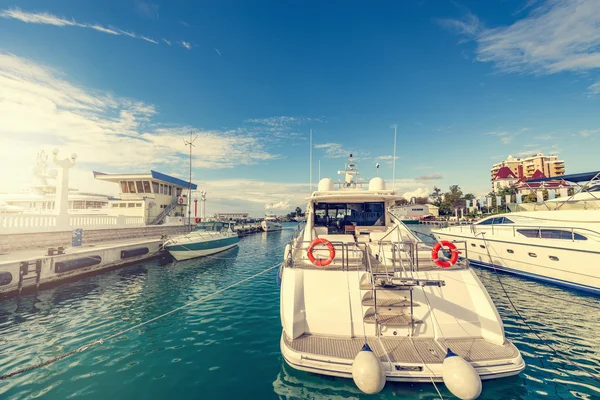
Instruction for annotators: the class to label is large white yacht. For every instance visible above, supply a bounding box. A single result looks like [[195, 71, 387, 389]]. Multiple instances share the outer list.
[[279, 156, 524, 394], [433, 171, 600, 296], [261, 213, 283, 232]]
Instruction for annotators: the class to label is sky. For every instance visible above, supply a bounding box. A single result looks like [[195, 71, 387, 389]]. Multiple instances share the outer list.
[[0, 0, 598, 216]]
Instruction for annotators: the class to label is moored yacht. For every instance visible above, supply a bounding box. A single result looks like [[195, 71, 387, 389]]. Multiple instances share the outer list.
[[279, 156, 524, 394], [163, 221, 239, 261], [261, 213, 283, 232], [433, 171, 600, 295]]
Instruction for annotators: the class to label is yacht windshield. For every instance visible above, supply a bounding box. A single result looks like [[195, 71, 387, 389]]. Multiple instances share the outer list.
[[314, 202, 385, 233], [193, 222, 226, 232]]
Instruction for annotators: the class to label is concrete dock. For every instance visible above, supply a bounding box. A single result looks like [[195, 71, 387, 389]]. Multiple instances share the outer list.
[[0, 238, 163, 297]]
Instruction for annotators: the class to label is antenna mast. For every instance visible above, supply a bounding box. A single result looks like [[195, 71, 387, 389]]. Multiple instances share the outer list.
[[309, 128, 313, 193], [392, 125, 397, 190], [184, 130, 198, 230]]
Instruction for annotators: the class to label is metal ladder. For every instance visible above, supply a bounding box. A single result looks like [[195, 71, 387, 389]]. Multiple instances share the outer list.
[[18, 259, 42, 294]]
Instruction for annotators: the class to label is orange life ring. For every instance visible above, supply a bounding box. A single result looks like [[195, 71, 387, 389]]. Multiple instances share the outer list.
[[431, 240, 459, 268], [307, 238, 336, 267]]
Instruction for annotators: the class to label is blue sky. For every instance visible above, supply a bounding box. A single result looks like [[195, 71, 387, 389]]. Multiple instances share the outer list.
[[0, 0, 598, 214]]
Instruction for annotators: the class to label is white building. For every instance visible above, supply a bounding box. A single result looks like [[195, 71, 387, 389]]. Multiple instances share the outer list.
[[93, 170, 197, 224], [390, 204, 439, 218]]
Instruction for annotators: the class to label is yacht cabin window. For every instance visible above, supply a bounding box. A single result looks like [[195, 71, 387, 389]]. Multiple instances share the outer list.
[[477, 216, 514, 225], [314, 202, 385, 234], [517, 229, 587, 240]]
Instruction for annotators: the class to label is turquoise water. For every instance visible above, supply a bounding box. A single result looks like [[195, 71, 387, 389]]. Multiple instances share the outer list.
[[0, 223, 599, 399]]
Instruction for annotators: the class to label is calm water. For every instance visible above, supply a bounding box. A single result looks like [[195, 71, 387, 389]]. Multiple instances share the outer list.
[[0, 224, 599, 399]]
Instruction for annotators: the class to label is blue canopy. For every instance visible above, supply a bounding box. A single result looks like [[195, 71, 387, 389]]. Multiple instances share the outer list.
[[526, 171, 600, 183]]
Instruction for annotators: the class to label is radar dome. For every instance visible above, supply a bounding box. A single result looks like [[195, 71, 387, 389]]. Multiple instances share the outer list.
[[369, 177, 386, 191], [318, 178, 334, 191]]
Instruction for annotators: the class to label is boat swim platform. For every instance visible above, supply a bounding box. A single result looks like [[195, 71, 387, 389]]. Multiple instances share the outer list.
[[0, 238, 163, 298], [283, 334, 520, 365]]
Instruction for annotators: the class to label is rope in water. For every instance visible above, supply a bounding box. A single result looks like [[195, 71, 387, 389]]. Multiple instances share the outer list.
[[477, 233, 600, 383], [0, 261, 282, 380]]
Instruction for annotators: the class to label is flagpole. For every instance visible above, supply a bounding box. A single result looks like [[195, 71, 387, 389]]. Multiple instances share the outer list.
[[309, 129, 313, 193], [392, 125, 397, 190]]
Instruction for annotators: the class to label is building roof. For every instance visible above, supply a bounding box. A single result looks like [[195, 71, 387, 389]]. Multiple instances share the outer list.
[[494, 166, 517, 180], [93, 170, 197, 190], [527, 170, 600, 184], [529, 169, 546, 180]]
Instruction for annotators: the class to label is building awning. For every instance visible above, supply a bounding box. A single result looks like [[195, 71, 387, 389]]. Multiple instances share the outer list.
[[526, 171, 600, 183], [93, 170, 197, 189]]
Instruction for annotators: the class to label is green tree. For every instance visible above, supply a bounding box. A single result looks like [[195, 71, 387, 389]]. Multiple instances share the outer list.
[[295, 207, 304, 217], [430, 186, 443, 207]]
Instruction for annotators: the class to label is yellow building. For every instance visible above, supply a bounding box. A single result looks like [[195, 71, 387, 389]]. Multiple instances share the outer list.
[[491, 153, 565, 189]]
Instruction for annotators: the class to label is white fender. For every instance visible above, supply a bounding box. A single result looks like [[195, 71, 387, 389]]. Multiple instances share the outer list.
[[352, 343, 386, 394], [442, 348, 482, 400]]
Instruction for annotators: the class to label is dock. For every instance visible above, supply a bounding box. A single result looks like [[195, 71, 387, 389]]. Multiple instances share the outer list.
[[233, 223, 263, 236], [0, 238, 163, 297]]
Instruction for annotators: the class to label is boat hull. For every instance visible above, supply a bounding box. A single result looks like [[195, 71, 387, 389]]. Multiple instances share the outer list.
[[261, 220, 282, 232], [280, 334, 525, 382], [165, 236, 239, 261], [432, 231, 600, 295]]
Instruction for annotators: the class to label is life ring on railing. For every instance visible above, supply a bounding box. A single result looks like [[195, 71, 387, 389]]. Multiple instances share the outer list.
[[307, 238, 336, 267], [431, 240, 459, 268]]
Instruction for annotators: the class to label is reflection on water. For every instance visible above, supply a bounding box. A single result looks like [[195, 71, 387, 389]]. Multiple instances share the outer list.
[[0, 223, 598, 399]]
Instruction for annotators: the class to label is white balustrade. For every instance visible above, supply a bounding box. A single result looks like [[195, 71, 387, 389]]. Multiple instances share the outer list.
[[0, 213, 146, 234]]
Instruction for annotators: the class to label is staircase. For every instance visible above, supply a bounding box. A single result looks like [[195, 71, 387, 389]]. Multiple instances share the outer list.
[[149, 200, 179, 225], [360, 240, 445, 337]]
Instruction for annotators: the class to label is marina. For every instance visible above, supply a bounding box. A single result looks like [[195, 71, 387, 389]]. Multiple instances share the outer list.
[[2, 1, 600, 398]]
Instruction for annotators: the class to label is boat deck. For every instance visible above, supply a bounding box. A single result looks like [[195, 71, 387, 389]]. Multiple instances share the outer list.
[[283, 334, 519, 364]]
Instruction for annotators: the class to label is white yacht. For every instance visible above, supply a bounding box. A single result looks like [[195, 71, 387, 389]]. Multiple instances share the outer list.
[[433, 171, 600, 296], [261, 213, 283, 232], [163, 221, 239, 261], [279, 156, 524, 395]]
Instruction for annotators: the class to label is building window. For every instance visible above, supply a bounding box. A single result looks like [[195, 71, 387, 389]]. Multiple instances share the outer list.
[[136, 181, 144, 193], [152, 181, 159, 193], [176, 187, 182, 197], [159, 183, 164, 194], [119, 203, 126, 208], [120, 181, 128, 193], [143, 181, 152, 193], [135, 203, 142, 207], [128, 181, 136, 193], [169, 186, 173, 196], [111, 204, 118, 208], [128, 203, 135, 208]]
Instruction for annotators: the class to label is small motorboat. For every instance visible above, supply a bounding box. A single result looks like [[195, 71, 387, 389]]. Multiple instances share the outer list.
[[163, 221, 239, 261], [261, 213, 283, 232]]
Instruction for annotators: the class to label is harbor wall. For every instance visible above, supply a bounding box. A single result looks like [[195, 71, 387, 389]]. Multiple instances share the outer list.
[[0, 225, 191, 253]]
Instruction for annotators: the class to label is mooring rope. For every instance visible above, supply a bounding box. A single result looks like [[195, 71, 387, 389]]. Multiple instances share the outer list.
[[477, 233, 600, 383], [0, 261, 282, 380]]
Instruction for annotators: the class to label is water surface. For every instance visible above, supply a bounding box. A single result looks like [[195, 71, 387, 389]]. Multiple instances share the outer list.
[[0, 224, 598, 399]]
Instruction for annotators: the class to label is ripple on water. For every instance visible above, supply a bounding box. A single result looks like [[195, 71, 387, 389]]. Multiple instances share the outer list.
[[0, 225, 599, 399]]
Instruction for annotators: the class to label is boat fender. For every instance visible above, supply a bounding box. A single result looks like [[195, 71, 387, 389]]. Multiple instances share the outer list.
[[120, 247, 149, 259], [431, 241, 459, 268], [442, 348, 482, 400], [352, 343, 386, 395], [307, 238, 336, 267], [0, 271, 12, 286], [55, 256, 102, 273]]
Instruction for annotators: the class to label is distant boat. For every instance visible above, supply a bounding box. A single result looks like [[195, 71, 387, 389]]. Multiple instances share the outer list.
[[163, 221, 239, 261], [261, 213, 283, 232]]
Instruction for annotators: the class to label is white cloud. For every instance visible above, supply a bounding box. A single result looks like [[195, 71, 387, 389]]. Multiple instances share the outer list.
[[580, 129, 598, 137], [314, 143, 355, 159], [0, 53, 279, 193], [484, 128, 527, 144], [401, 187, 431, 200], [265, 200, 290, 210], [588, 81, 600, 96], [441, 0, 600, 81], [244, 116, 319, 139], [162, 39, 171, 46], [179, 41, 192, 50], [0, 8, 169, 46], [534, 134, 554, 140], [215, 48, 222, 56], [415, 173, 443, 181]]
